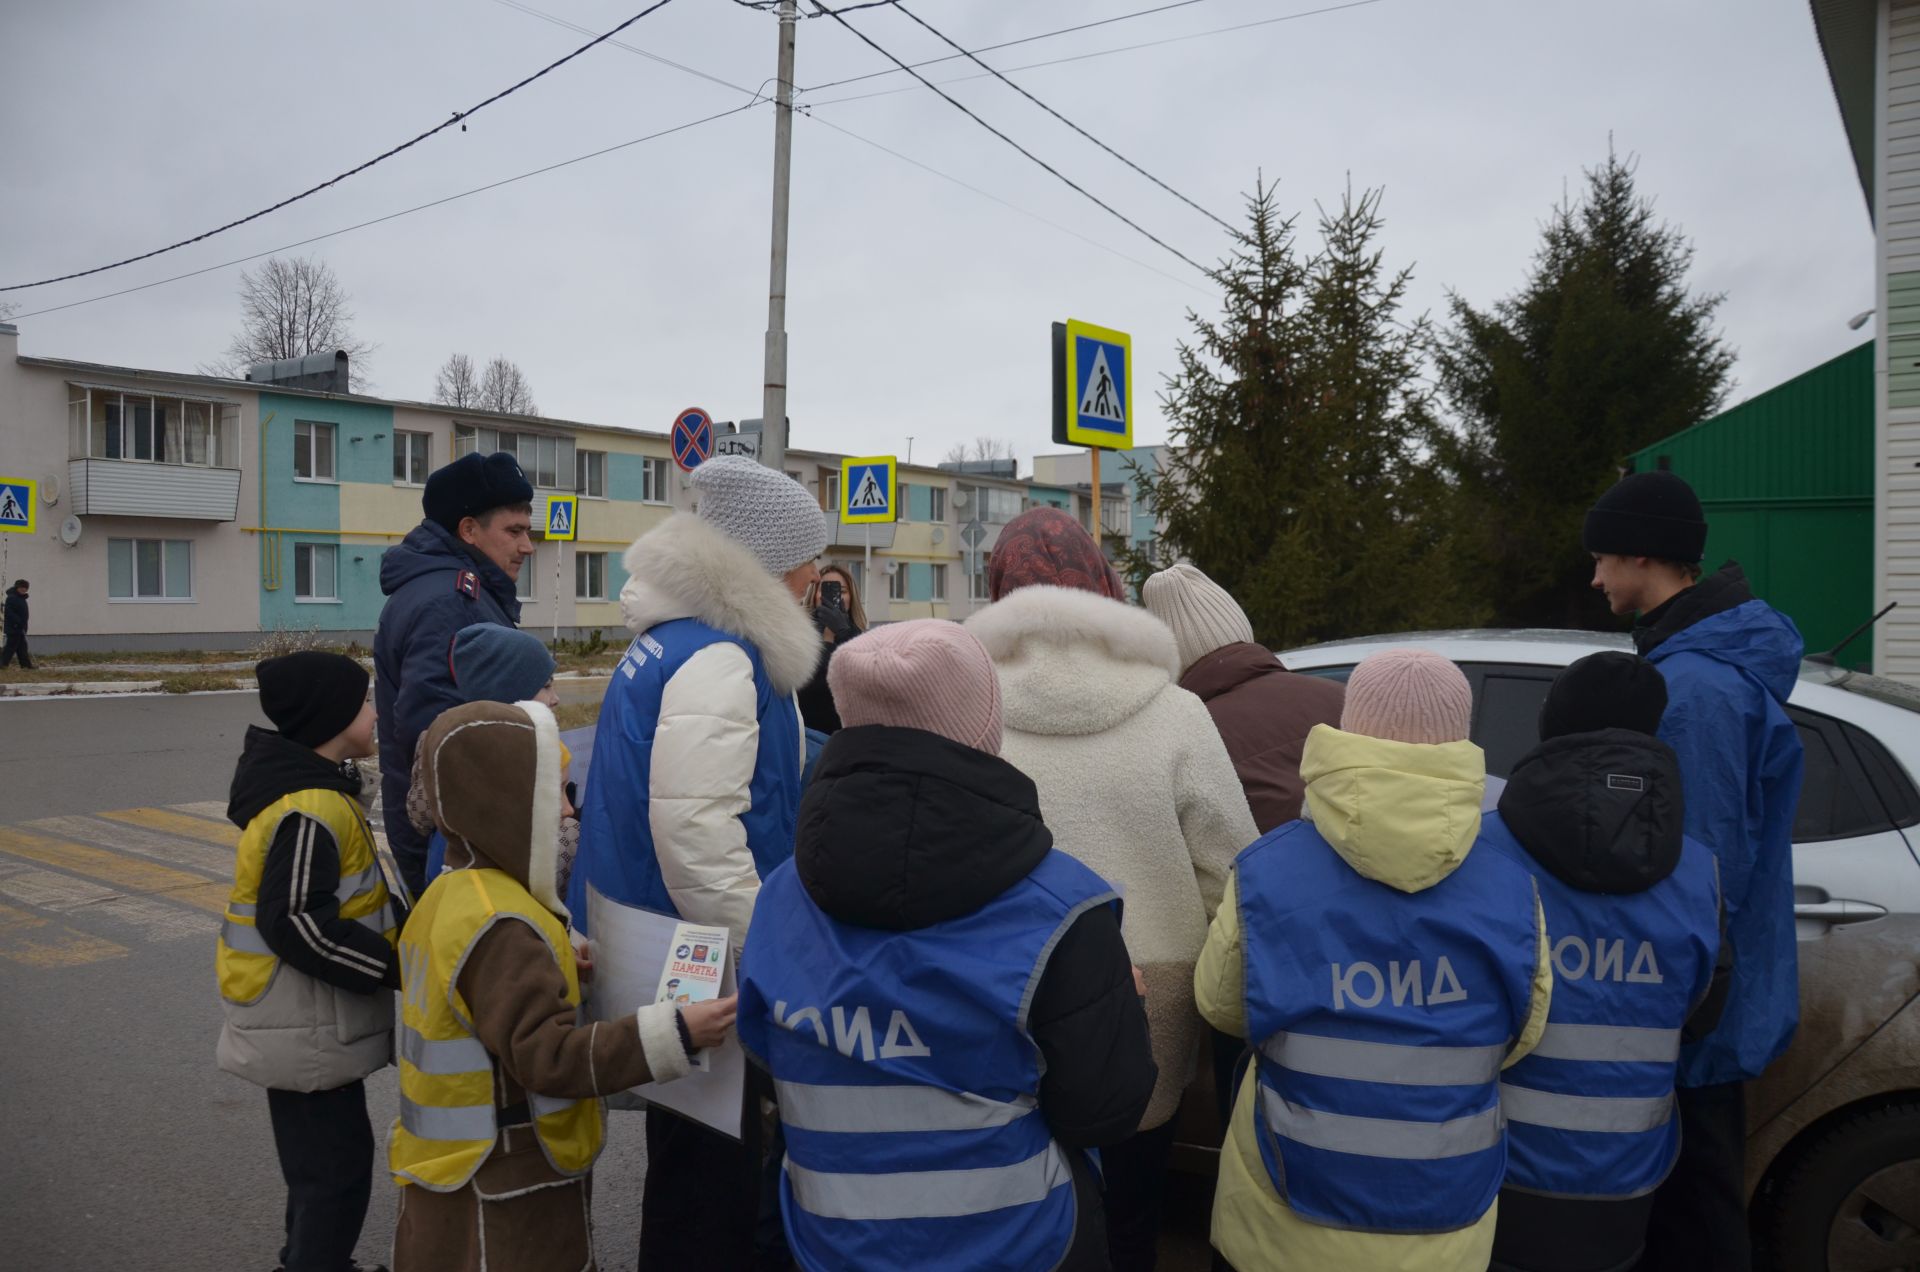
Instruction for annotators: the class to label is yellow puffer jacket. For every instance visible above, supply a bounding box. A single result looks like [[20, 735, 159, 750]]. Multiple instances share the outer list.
[[1194, 726, 1554, 1272]]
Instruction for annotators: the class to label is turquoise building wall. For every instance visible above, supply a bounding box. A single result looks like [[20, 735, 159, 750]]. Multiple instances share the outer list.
[[257, 393, 394, 633]]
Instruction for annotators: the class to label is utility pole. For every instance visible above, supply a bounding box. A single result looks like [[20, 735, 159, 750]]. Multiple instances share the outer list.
[[759, 0, 797, 473]]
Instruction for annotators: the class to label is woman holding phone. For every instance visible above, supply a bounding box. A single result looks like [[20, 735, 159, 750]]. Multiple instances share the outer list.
[[797, 564, 868, 734]]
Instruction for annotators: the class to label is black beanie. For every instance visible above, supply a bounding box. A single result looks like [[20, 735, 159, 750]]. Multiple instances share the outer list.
[[423, 451, 535, 534], [257, 652, 371, 748], [1539, 651, 1668, 741], [1582, 471, 1708, 563]]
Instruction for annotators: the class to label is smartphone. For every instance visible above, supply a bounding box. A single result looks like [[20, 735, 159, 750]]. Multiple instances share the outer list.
[[820, 580, 845, 609]]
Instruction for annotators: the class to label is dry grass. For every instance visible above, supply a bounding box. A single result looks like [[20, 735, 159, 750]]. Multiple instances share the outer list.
[[26, 649, 250, 666], [0, 666, 161, 684], [159, 671, 250, 694], [553, 701, 602, 732]]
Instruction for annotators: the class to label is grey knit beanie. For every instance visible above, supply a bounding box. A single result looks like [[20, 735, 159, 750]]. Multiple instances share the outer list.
[[1141, 563, 1257, 672], [690, 455, 828, 575]]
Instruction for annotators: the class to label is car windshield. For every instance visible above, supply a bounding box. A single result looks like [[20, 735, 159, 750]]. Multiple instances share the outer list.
[[1817, 665, 1920, 714]]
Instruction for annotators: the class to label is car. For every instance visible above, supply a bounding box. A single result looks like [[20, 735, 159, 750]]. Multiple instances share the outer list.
[[1258, 629, 1920, 1272]]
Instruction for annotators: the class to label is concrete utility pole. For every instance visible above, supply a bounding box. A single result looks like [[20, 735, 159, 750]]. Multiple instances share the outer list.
[[759, 0, 797, 473]]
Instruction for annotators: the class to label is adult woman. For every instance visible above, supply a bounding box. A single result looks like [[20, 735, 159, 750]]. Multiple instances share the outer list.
[[797, 563, 869, 734], [965, 508, 1258, 1270]]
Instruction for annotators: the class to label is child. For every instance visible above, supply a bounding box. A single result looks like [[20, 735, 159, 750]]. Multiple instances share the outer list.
[[218, 651, 400, 1272], [392, 698, 733, 1271], [738, 620, 1156, 1272]]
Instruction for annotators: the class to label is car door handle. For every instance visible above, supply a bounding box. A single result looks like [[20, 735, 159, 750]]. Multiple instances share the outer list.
[[1793, 900, 1889, 925]]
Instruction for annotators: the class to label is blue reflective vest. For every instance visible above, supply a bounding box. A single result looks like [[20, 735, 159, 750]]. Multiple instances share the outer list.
[[1239, 821, 1541, 1233], [568, 619, 803, 929], [1479, 812, 1720, 1199], [739, 852, 1117, 1272]]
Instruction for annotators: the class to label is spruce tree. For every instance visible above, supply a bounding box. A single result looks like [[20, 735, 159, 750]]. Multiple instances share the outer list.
[[1124, 181, 1480, 647], [1437, 151, 1735, 628]]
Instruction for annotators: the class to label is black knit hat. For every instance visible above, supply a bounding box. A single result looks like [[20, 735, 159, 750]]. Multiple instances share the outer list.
[[423, 451, 535, 534], [257, 652, 370, 748], [1582, 472, 1708, 563], [1539, 651, 1668, 741]]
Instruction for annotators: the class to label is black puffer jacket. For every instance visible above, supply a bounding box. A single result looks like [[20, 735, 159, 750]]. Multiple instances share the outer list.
[[1491, 728, 1730, 1272], [2, 586, 24, 636], [791, 725, 1157, 1271]]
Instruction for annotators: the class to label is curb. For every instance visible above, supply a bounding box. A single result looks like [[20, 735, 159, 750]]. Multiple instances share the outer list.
[[0, 678, 250, 698]]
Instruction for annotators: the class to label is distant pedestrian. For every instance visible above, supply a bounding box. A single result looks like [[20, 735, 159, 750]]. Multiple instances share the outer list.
[[218, 651, 402, 1272], [2, 578, 30, 669], [374, 451, 535, 898], [1483, 653, 1725, 1272], [1195, 649, 1552, 1272], [967, 507, 1258, 1271], [391, 699, 733, 1272], [569, 453, 825, 1271], [796, 564, 869, 735], [740, 619, 1158, 1272], [1582, 472, 1804, 1270]]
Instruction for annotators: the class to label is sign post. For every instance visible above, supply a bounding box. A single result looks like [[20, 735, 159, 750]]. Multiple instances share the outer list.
[[1051, 320, 1133, 545], [961, 517, 987, 612], [544, 495, 578, 641], [840, 456, 898, 617]]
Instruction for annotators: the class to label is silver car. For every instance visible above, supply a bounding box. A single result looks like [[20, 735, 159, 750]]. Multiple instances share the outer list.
[[1276, 630, 1920, 1272]]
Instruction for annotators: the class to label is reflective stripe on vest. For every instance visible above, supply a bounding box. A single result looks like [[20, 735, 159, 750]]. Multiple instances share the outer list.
[[1262, 1032, 1506, 1088], [1529, 1023, 1680, 1065], [776, 1080, 1037, 1134], [786, 1143, 1073, 1222], [1261, 1087, 1505, 1160], [388, 868, 603, 1192], [1499, 1084, 1675, 1134]]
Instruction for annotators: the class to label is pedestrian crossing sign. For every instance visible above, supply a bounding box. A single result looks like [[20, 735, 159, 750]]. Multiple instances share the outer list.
[[0, 476, 34, 534], [1057, 319, 1133, 449], [544, 494, 577, 541], [840, 456, 897, 525]]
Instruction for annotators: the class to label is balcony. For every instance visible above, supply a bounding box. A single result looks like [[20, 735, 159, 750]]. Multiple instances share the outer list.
[[67, 383, 243, 521], [69, 459, 241, 521]]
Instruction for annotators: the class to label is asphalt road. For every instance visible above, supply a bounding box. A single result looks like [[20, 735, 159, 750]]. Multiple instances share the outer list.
[[0, 688, 1213, 1270]]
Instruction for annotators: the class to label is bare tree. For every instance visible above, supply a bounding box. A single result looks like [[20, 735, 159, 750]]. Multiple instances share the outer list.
[[434, 353, 481, 408], [943, 436, 1018, 465], [0, 299, 18, 322], [477, 356, 537, 415], [209, 255, 374, 388]]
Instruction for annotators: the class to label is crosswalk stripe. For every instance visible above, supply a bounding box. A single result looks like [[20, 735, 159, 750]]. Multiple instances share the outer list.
[[27, 815, 234, 878], [0, 901, 127, 967], [0, 827, 230, 915], [99, 807, 240, 849], [170, 801, 233, 823], [0, 860, 212, 942]]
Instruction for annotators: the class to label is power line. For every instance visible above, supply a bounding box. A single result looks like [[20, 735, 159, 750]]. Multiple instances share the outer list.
[[806, 0, 1384, 108], [0, 0, 685, 293], [8, 102, 763, 322], [490, 0, 755, 96], [807, 0, 1210, 275], [891, 3, 1233, 233]]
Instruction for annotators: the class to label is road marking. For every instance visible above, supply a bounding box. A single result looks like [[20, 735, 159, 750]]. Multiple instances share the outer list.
[[27, 814, 234, 877], [0, 827, 230, 914], [0, 860, 211, 942], [98, 807, 240, 849], [170, 800, 232, 823], [0, 901, 127, 967]]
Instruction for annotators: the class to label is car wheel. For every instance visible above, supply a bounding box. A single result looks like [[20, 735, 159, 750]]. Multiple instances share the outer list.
[[1763, 1102, 1920, 1271]]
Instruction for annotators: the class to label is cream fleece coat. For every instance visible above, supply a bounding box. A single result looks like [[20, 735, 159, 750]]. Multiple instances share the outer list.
[[968, 585, 1259, 1129]]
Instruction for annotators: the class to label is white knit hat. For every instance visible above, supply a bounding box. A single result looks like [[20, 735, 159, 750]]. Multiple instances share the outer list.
[[1141, 563, 1256, 672], [691, 455, 828, 575]]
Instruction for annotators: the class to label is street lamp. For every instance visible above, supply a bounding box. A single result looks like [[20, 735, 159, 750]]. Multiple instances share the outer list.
[[1848, 309, 1876, 330]]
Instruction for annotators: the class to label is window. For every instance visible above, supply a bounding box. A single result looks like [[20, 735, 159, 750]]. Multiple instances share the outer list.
[[576, 552, 608, 600], [394, 431, 431, 485], [107, 538, 192, 600], [958, 484, 1022, 524], [930, 563, 947, 601], [294, 544, 340, 601], [576, 450, 606, 498], [970, 558, 991, 601], [73, 390, 235, 466], [1472, 673, 1555, 779], [294, 420, 336, 482], [823, 471, 840, 513], [453, 425, 572, 488], [929, 486, 947, 522], [516, 563, 535, 600], [888, 564, 908, 601], [642, 457, 671, 504], [1788, 709, 1920, 842], [453, 424, 495, 458], [898, 483, 915, 522]]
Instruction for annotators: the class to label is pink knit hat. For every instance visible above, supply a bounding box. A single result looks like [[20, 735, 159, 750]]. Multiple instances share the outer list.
[[828, 619, 1004, 754], [1341, 648, 1472, 746]]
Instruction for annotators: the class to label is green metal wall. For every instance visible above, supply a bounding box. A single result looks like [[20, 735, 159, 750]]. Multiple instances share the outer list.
[[1625, 342, 1874, 669]]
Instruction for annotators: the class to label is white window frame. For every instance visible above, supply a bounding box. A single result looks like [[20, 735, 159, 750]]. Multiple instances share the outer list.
[[929, 486, 948, 522], [575, 551, 608, 601], [577, 449, 607, 499], [516, 561, 535, 600], [293, 543, 341, 603], [969, 557, 992, 601], [294, 420, 337, 483], [930, 563, 948, 601], [888, 563, 909, 601], [107, 537, 195, 603], [642, 456, 671, 504], [393, 431, 431, 486], [898, 482, 915, 522], [823, 471, 840, 513]]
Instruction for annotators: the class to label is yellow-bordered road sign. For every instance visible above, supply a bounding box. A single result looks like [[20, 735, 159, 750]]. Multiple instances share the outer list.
[[0, 476, 35, 534], [1056, 319, 1133, 449], [544, 494, 578, 540], [840, 456, 898, 524]]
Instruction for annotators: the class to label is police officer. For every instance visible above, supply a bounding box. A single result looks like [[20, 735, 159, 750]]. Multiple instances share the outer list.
[[1195, 649, 1553, 1272], [1482, 653, 1724, 1272]]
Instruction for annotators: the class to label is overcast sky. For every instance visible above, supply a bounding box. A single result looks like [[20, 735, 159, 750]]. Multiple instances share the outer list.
[[0, 0, 1875, 468]]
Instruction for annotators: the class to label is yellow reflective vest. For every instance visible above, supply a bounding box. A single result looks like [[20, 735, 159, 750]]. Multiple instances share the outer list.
[[389, 867, 605, 1191], [215, 787, 398, 1091]]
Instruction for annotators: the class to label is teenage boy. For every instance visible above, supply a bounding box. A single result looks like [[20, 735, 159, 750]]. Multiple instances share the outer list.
[[218, 651, 401, 1272], [1582, 471, 1805, 1270]]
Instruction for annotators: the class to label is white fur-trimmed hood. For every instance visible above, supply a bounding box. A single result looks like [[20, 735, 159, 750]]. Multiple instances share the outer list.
[[965, 585, 1184, 736], [619, 514, 822, 695]]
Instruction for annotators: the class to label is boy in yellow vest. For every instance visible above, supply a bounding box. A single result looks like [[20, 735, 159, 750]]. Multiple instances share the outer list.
[[218, 651, 401, 1272], [392, 698, 734, 1272]]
